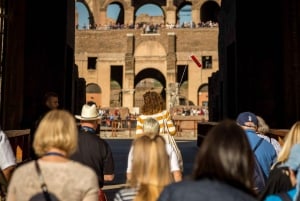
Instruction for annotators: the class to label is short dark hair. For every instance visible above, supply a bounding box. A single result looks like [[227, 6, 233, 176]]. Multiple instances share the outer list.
[[86, 101, 96, 106], [43, 91, 58, 103]]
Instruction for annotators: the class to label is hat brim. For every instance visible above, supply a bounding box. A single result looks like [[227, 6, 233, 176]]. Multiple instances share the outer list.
[[75, 115, 101, 121]]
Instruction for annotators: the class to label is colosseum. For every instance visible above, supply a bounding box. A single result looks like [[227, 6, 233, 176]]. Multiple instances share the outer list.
[[75, 0, 220, 113]]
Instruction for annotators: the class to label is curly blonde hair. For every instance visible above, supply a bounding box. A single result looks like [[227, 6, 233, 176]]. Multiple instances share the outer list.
[[141, 91, 166, 115]]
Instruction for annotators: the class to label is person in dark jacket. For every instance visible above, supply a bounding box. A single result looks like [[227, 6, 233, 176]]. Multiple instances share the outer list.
[[29, 91, 59, 159], [158, 119, 257, 201], [70, 103, 114, 188]]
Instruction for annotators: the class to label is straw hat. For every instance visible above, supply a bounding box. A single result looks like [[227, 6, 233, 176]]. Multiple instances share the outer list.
[[75, 104, 101, 120]]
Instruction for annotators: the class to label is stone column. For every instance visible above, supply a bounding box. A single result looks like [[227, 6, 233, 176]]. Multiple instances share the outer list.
[[166, 32, 177, 110], [124, 6, 134, 26], [192, 7, 201, 25], [123, 33, 135, 108], [164, 1, 177, 25], [98, 8, 107, 26]]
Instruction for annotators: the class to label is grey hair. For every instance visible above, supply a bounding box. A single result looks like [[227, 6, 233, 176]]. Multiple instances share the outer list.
[[257, 115, 270, 134], [143, 117, 160, 135]]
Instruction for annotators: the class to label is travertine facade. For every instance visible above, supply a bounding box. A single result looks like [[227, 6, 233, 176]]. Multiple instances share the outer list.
[[75, 0, 220, 111]]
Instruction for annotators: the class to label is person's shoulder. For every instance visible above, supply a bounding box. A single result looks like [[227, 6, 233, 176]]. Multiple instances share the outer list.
[[164, 180, 197, 190], [0, 130, 6, 143], [265, 194, 285, 201], [115, 187, 138, 201], [70, 160, 97, 175], [10, 161, 34, 175]]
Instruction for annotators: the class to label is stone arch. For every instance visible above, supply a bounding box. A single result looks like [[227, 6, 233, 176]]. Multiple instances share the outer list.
[[76, 0, 96, 27], [86, 83, 102, 107], [197, 83, 208, 107], [176, 1, 192, 26], [200, 1, 220, 23], [134, 68, 166, 108], [102, 0, 127, 25], [132, 0, 166, 10], [134, 3, 165, 25]]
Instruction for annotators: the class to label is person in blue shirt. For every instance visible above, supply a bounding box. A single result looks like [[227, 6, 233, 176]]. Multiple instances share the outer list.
[[237, 112, 277, 178]]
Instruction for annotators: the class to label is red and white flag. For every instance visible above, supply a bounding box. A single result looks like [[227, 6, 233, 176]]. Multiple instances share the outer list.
[[190, 54, 202, 68]]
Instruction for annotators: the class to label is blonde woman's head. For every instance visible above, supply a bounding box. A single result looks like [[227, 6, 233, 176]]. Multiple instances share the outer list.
[[277, 121, 300, 163], [129, 135, 172, 201], [33, 109, 78, 157], [143, 118, 160, 137]]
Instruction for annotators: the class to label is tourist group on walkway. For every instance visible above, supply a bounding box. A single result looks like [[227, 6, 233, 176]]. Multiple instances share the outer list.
[[1, 91, 300, 201]]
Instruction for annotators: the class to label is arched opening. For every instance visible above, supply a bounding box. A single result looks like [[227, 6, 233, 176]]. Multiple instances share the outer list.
[[86, 83, 102, 107], [177, 3, 192, 27], [107, 2, 125, 27], [134, 3, 164, 28], [200, 1, 220, 23], [134, 68, 166, 108], [198, 84, 208, 107]]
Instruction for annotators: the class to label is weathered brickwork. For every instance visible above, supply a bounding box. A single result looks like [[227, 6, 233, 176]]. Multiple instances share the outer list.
[[75, 28, 218, 109]]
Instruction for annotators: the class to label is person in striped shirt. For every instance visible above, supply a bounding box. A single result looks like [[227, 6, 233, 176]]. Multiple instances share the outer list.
[[135, 91, 176, 136]]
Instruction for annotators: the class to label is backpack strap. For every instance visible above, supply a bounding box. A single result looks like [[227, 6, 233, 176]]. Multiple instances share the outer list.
[[253, 138, 267, 180], [253, 138, 264, 153], [277, 192, 292, 201]]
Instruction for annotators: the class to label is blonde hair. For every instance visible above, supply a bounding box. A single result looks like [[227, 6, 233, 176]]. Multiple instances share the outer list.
[[256, 116, 270, 134], [142, 118, 160, 137], [33, 109, 78, 157], [277, 121, 300, 163], [129, 135, 172, 201]]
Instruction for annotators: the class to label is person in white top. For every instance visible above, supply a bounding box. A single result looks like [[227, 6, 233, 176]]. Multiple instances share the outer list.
[[0, 128, 16, 181], [256, 115, 282, 155], [127, 117, 182, 182]]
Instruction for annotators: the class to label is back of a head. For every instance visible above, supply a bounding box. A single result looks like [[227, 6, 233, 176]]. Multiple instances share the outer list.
[[256, 116, 270, 134], [193, 119, 254, 191], [236, 112, 258, 129], [130, 135, 172, 188], [142, 91, 164, 115], [259, 166, 293, 201], [33, 109, 78, 157], [142, 118, 160, 137]]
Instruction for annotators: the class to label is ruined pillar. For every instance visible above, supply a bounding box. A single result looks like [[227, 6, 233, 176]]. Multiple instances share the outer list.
[[166, 32, 177, 110], [123, 33, 135, 108]]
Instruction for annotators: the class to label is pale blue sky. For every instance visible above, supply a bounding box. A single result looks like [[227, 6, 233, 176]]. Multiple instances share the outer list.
[[76, 3, 191, 28]]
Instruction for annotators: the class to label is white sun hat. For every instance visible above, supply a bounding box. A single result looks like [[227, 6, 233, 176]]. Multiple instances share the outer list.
[[75, 104, 101, 120]]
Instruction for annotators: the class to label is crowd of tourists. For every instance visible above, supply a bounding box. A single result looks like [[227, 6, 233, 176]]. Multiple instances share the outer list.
[[1, 91, 300, 201], [76, 20, 218, 31]]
